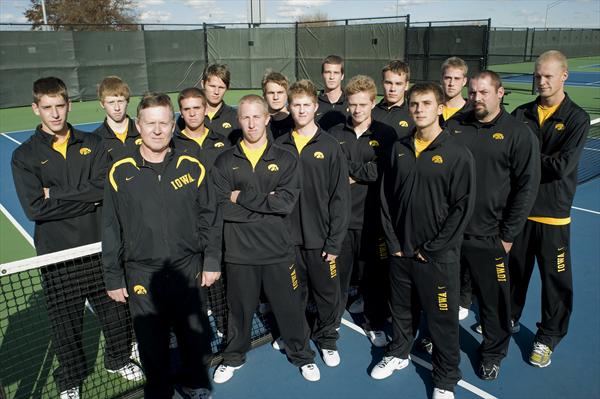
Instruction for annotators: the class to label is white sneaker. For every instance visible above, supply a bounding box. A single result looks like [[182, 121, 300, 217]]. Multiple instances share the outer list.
[[370, 356, 409, 380], [348, 296, 364, 313], [107, 362, 145, 382], [170, 332, 179, 348], [321, 349, 341, 367], [272, 337, 285, 351], [458, 306, 469, 321], [59, 387, 80, 399], [475, 323, 483, 334], [181, 387, 212, 399], [213, 364, 243, 384], [300, 363, 321, 381], [130, 342, 140, 364], [433, 387, 455, 399], [367, 330, 388, 347]]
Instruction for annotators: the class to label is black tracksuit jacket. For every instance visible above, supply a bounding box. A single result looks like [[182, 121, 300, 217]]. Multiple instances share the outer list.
[[102, 148, 222, 290], [11, 125, 107, 255], [317, 91, 349, 131], [380, 130, 476, 263], [93, 116, 140, 162], [511, 93, 589, 218], [275, 129, 350, 255], [447, 109, 540, 242], [172, 127, 231, 169], [211, 142, 300, 265], [269, 113, 295, 139], [329, 119, 398, 231], [439, 100, 473, 127], [176, 102, 241, 146], [372, 99, 414, 139]]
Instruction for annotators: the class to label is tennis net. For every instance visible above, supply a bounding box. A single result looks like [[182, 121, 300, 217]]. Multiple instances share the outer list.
[[0, 243, 274, 399]]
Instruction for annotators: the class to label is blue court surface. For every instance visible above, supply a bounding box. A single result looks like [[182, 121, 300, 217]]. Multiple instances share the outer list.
[[1, 125, 599, 399], [502, 71, 600, 87]]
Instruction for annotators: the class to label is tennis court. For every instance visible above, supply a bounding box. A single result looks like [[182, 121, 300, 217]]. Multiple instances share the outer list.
[[1, 74, 599, 398]]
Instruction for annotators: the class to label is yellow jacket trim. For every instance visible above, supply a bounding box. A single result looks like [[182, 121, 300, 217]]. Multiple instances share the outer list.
[[176, 155, 206, 187], [109, 157, 139, 192]]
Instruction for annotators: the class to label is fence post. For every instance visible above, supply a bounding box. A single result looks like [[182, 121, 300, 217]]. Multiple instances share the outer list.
[[404, 14, 410, 63], [523, 27, 529, 62], [482, 18, 491, 70], [203, 23, 209, 71], [423, 22, 431, 80], [294, 21, 299, 82]]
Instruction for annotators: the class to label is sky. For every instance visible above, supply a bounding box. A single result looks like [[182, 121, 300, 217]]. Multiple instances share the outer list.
[[0, 0, 599, 28]]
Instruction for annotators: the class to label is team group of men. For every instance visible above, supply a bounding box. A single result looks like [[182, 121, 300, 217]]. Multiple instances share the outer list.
[[11, 49, 589, 399]]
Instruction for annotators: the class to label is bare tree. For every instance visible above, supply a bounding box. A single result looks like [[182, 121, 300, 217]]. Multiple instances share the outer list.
[[24, 0, 138, 31]]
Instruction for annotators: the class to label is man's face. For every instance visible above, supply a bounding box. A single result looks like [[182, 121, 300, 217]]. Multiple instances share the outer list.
[[289, 94, 318, 129], [409, 91, 443, 130], [347, 91, 375, 125], [535, 59, 568, 100], [32, 95, 71, 135], [179, 97, 206, 131], [382, 71, 408, 105], [202, 75, 227, 107], [264, 82, 288, 113], [469, 77, 504, 121], [135, 105, 175, 153], [238, 101, 270, 144], [101, 95, 128, 123], [322, 63, 344, 91], [441, 67, 467, 100]]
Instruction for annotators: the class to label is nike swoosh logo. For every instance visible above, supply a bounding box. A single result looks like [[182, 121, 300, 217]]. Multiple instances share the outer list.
[[437, 286, 446, 290], [398, 153, 405, 157], [454, 130, 461, 133], [107, 148, 113, 152], [125, 176, 134, 181], [41, 160, 49, 164], [232, 166, 239, 170], [558, 247, 565, 251], [289, 264, 295, 270], [495, 257, 504, 261], [339, 141, 346, 145]]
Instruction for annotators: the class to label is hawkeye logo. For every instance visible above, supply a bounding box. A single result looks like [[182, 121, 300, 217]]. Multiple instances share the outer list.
[[79, 147, 92, 155], [133, 285, 147, 295], [399, 120, 409, 127], [135, 138, 142, 145], [222, 122, 232, 129], [267, 163, 279, 172], [492, 132, 504, 140], [214, 142, 225, 148], [496, 259, 507, 282], [369, 140, 380, 147], [555, 123, 565, 132], [431, 155, 443, 164], [313, 151, 325, 159], [170, 173, 196, 190], [437, 288, 448, 311]]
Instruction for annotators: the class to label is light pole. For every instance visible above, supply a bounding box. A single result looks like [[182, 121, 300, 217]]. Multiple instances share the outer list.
[[544, 0, 563, 28]]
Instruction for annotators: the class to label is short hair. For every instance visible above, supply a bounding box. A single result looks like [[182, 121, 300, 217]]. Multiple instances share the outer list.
[[441, 57, 469, 77], [98, 76, 131, 102], [536, 50, 568, 71], [408, 82, 444, 105], [288, 79, 318, 103], [471, 70, 503, 91], [137, 92, 174, 120], [202, 63, 231, 89], [261, 71, 289, 93], [321, 54, 344, 74], [345, 75, 377, 101], [238, 94, 269, 116], [382, 60, 410, 81], [177, 87, 207, 108], [33, 77, 69, 104]]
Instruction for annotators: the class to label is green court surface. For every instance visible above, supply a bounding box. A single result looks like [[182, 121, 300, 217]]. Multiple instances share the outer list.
[[0, 212, 34, 263]]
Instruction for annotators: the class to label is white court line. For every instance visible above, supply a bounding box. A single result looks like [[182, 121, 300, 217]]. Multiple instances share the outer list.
[[585, 81, 600, 86], [572, 206, 600, 215], [591, 117, 600, 125], [0, 203, 34, 248], [340, 318, 498, 399], [584, 147, 600, 152], [1, 133, 22, 145]]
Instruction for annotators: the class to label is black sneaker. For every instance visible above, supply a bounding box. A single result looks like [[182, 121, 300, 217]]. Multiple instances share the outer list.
[[478, 361, 500, 380]]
